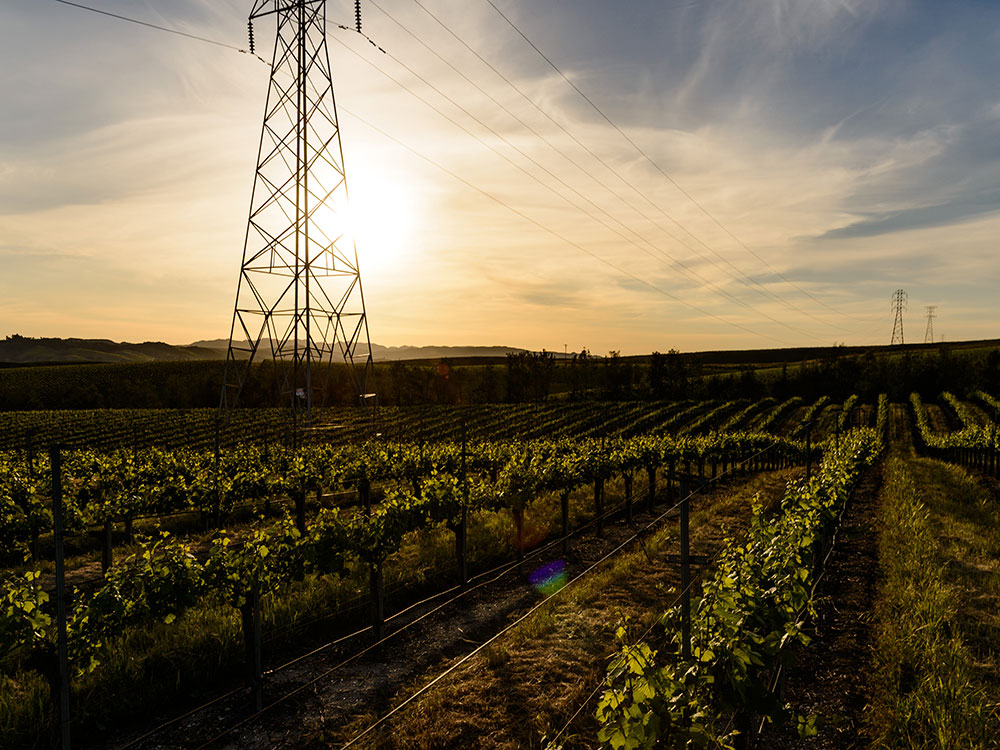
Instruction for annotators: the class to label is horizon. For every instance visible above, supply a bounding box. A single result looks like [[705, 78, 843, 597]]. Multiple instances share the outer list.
[[2, 330, 985, 360]]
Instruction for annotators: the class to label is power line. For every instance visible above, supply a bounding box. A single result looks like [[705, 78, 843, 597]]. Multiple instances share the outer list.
[[365, 0, 829, 340], [331, 34, 816, 341], [47, 0, 251, 53], [408, 0, 855, 334], [482, 0, 859, 322], [340, 105, 786, 344]]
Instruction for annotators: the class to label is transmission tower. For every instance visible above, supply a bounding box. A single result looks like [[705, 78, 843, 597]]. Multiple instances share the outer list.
[[890, 289, 907, 345], [220, 0, 375, 425], [924, 305, 936, 344]]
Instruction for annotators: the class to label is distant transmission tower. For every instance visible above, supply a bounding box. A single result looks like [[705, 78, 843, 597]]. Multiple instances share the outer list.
[[220, 0, 375, 423], [924, 305, 936, 344], [890, 289, 907, 345]]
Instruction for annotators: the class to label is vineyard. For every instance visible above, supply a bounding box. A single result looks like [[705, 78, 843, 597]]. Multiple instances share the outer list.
[[3, 392, 1000, 749]]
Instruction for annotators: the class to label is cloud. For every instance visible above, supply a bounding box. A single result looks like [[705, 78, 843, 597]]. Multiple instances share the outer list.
[[820, 191, 1000, 239]]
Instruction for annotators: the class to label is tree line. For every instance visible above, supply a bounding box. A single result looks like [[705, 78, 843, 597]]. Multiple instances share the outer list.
[[3, 345, 1000, 410]]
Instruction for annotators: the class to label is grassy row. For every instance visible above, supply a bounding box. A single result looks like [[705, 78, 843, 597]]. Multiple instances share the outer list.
[[867, 454, 999, 747]]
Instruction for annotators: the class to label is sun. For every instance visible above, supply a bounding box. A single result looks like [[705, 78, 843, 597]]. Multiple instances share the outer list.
[[318, 163, 416, 274]]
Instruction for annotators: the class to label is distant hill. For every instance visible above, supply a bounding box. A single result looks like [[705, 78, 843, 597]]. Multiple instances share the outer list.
[[1, 335, 528, 365], [189, 339, 529, 361], [0, 336, 222, 364]]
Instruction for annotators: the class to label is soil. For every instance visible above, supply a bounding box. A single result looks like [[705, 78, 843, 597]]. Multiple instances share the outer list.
[[962, 401, 994, 428], [925, 403, 956, 434], [776, 406, 808, 437]]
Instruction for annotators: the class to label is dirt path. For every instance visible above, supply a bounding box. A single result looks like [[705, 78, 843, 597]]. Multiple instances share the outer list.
[[888, 403, 913, 452], [925, 403, 955, 434]]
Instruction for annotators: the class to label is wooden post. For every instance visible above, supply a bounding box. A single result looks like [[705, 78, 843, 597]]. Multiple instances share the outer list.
[[250, 577, 263, 712], [360, 474, 371, 517], [595, 476, 605, 538], [26, 430, 36, 478], [455, 515, 468, 587], [459, 425, 469, 586], [624, 472, 633, 523], [101, 518, 113, 572], [370, 560, 385, 639], [646, 464, 656, 514], [667, 461, 675, 504], [561, 490, 571, 555], [50, 447, 72, 750], [213, 418, 222, 528], [513, 507, 524, 563], [239, 576, 263, 712], [805, 422, 813, 482], [294, 490, 306, 534]]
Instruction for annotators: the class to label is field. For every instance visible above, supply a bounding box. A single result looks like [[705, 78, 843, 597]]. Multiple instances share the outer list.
[[3, 391, 1000, 749]]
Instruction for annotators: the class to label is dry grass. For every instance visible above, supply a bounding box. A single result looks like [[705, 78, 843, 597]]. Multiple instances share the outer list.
[[866, 454, 1000, 749]]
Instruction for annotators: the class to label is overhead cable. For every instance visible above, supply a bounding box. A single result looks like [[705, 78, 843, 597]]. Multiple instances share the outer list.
[[482, 0, 861, 322]]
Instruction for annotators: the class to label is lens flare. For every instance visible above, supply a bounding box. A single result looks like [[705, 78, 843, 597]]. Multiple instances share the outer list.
[[529, 560, 567, 595]]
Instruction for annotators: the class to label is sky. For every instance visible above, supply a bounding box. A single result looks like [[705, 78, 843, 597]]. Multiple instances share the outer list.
[[2, 0, 1000, 355]]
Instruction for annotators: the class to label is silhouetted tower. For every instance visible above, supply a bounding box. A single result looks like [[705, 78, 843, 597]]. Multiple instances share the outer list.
[[924, 305, 936, 344], [890, 289, 907, 345], [220, 0, 375, 423]]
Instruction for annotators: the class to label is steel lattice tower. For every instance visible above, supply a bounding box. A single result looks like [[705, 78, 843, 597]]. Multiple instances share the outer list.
[[924, 305, 936, 344], [890, 289, 907, 345], [220, 0, 375, 423]]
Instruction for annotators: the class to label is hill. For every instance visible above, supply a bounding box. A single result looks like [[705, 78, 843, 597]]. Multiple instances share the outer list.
[[1, 335, 527, 365], [0, 335, 222, 364]]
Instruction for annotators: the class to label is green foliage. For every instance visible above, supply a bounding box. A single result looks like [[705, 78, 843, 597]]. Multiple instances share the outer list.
[[204, 517, 306, 607], [0, 571, 51, 663], [85, 532, 205, 632], [0, 466, 44, 562], [790, 395, 830, 437], [876, 393, 889, 437], [838, 394, 859, 431], [754, 396, 802, 433], [596, 428, 882, 748], [910, 392, 996, 450]]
